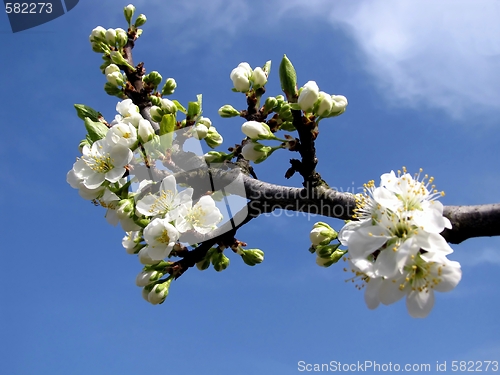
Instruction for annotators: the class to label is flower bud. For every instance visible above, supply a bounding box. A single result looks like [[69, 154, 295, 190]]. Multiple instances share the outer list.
[[192, 124, 209, 140], [241, 141, 276, 164], [161, 78, 177, 96], [124, 4, 135, 24], [115, 28, 128, 48], [136, 270, 163, 287], [104, 82, 123, 97], [143, 71, 162, 87], [138, 119, 155, 142], [241, 121, 274, 140], [298, 81, 319, 112], [310, 222, 338, 246], [104, 64, 120, 76], [116, 198, 135, 220], [329, 95, 348, 116], [211, 251, 230, 272], [218, 104, 240, 118], [149, 95, 161, 107], [240, 249, 264, 266], [198, 116, 212, 128], [204, 151, 231, 163], [105, 28, 116, 45], [160, 98, 177, 114], [147, 279, 172, 305], [205, 127, 223, 148], [316, 248, 347, 267], [138, 247, 161, 265], [134, 14, 147, 27], [230, 63, 252, 92], [263, 97, 278, 113], [150, 106, 164, 122], [106, 71, 125, 87], [90, 26, 106, 42], [252, 67, 267, 88], [315, 91, 333, 117]]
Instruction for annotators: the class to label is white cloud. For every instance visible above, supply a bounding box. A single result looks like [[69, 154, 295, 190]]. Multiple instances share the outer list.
[[306, 0, 500, 119], [131, 0, 500, 119]]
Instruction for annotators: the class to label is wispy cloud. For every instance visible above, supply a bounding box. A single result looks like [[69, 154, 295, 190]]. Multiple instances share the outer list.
[[133, 0, 250, 52], [455, 247, 500, 267], [283, 0, 500, 120]]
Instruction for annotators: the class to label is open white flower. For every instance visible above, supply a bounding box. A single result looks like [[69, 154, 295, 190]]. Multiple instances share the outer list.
[[66, 169, 105, 200], [175, 195, 223, 235], [105, 122, 137, 148], [136, 175, 193, 221], [142, 218, 180, 260], [339, 168, 453, 279], [357, 252, 462, 318], [72, 139, 132, 189]]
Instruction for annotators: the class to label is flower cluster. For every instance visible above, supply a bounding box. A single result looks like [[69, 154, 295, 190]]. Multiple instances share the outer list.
[[338, 168, 461, 318], [298, 81, 347, 118], [67, 98, 225, 305], [230, 62, 269, 92]]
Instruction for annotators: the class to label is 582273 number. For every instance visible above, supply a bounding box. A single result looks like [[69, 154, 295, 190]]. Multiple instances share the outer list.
[[5, 3, 53, 14]]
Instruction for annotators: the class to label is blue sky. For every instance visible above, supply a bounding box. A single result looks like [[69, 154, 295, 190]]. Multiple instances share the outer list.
[[1, 1, 500, 374]]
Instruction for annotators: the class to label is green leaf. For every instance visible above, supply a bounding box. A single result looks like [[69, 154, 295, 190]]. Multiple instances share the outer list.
[[159, 114, 176, 150], [84, 117, 109, 142], [279, 55, 298, 102], [172, 100, 187, 114], [187, 94, 202, 119], [74, 104, 101, 122]]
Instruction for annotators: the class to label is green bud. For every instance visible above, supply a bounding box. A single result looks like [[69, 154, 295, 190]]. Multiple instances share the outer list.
[[310, 222, 338, 247], [150, 105, 164, 122], [161, 78, 177, 96], [240, 249, 264, 266], [134, 217, 151, 228], [124, 4, 135, 25], [279, 54, 298, 102], [84, 117, 109, 142], [143, 71, 163, 87], [218, 104, 240, 118], [205, 127, 223, 149], [149, 95, 161, 106], [263, 97, 278, 113], [204, 151, 232, 163], [316, 243, 341, 259], [135, 14, 147, 27], [316, 249, 347, 267], [211, 251, 230, 272], [104, 82, 123, 97], [74, 104, 101, 122], [279, 121, 295, 132], [117, 198, 135, 220]]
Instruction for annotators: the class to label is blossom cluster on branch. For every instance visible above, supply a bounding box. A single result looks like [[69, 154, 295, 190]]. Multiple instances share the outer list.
[[66, 4, 498, 316]]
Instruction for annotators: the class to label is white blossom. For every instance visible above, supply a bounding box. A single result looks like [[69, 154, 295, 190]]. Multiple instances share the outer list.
[[175, 195, 223, 235], [136, 175, 193, 220], [72, 139, 132, 189], [142, 218, 180, 260], [105, 122, 137, 148]]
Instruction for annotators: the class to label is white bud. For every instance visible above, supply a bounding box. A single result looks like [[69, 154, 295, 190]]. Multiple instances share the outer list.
[[252, 67, 267, 87], [105, 28, 117, 45], [316, 91, 333, 117], [138, 119, 155, 142], [298, 81, 319, 112], [193, 124, 209, 140], [241, 121, 273, 140]]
